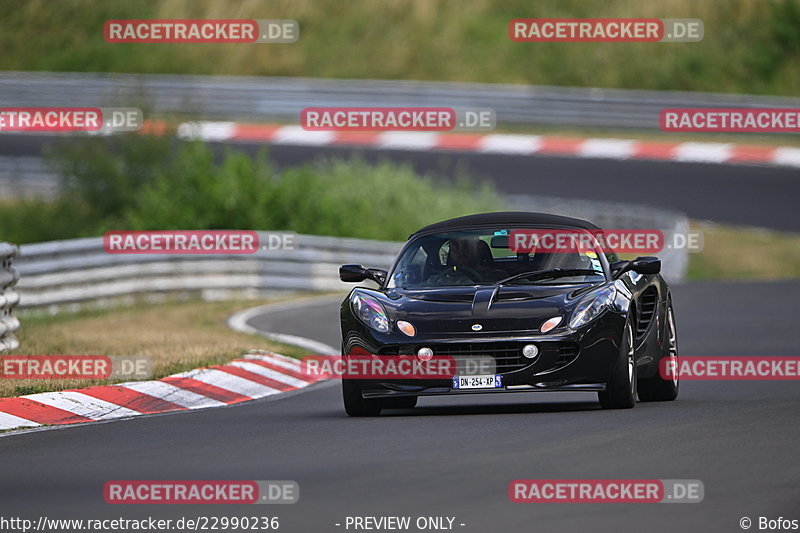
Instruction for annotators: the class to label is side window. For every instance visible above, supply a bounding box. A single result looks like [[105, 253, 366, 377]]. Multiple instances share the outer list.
[[392, 246, 428, 287], [410, 247, 428, 268]]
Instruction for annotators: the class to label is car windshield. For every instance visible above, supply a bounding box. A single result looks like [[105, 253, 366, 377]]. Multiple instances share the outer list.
[[387, 228, 607, 288]]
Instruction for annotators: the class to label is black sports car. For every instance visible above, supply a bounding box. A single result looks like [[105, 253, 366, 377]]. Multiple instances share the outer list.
[[339, 212, 678, 416]]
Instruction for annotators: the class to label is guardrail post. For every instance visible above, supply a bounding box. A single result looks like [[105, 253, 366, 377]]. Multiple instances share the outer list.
[[0, 242, 21, 352]]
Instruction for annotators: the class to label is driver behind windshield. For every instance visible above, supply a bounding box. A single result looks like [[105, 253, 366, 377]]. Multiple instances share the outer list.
[[426, 237, 506, 285]]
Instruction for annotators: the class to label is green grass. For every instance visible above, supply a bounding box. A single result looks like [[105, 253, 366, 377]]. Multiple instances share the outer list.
[[0, 0, 798, 96], [686, 222, 800, 280]]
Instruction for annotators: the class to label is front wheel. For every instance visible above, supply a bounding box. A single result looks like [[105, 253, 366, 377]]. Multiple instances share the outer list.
[[598, 319, 637, 409], [342, 379, 382, 417], [638, 304, 679, 402]]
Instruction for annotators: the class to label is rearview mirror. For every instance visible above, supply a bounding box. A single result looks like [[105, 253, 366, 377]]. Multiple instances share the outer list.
[[490, 235, 509, 248], [339, 264, 387, 284]]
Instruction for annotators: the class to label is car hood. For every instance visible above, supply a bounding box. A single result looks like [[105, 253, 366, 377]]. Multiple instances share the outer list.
[[382, 285, 595, 335]]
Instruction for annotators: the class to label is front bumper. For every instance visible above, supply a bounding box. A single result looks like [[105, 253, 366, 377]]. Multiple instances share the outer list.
[[343, 311, 626, 399]]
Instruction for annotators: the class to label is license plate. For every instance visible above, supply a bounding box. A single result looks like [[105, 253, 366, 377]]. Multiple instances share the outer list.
[[452, 375, 503, 390]]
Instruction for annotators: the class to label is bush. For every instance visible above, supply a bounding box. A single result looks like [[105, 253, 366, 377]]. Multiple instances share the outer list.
[[125, 150, 501, 241], [0, 198, 97, 244], [2, 135, 501, 243], [45, 133, 176, 225]]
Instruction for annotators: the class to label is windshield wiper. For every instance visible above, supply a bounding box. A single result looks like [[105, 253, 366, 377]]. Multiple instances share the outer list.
[[495, 268, 602, 286]]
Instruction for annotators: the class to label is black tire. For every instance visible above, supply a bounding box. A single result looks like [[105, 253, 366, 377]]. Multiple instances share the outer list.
[[342, 379, 382, 417], [381, 396, 418, 409], [598, 319, 637, 409], [638, 304, 679, 402]]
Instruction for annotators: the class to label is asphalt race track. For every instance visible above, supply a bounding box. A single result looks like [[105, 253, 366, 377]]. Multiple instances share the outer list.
[[1, 281, 798, 532], [3, 134, 800, 231]]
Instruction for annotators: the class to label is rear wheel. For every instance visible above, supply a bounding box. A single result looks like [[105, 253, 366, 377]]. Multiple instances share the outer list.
[[598, 320, 637, 409], [381, 396, 418, 409], [342, 379, 382, 417], [638, 304, 679, 402]]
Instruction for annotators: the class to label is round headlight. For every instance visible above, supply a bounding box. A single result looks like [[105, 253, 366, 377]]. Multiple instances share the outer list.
[[351, 292, 390, 333], [397, 320, 416, 337], [522, 344, 539, 359], [417, 347, 433, 361]]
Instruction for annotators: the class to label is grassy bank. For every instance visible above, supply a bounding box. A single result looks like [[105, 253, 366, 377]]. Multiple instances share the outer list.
[[4, 299, 305, 398], [686, 222, 800, 280], [1, 0, 798, 95]]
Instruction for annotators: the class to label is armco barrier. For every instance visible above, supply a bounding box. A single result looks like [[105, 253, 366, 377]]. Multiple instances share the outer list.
[[15, 221, 687, 312], [2, 71, 799, 129], [0, 242, 21, 351], [14, 234, 401, 311]]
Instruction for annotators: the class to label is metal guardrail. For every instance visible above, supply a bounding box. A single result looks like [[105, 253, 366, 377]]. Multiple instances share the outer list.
[[15, 234, 401, 310], [15, 215, 687, 312], [0, 242, 21, 351], [1, 71, 799, 130]]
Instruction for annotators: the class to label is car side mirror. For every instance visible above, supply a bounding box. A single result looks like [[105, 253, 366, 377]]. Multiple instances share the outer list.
[[339, 264, 387, 284], [611, 256, 661, 279], [340, 264, 368, 282], [631, 256, 661, 275]]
